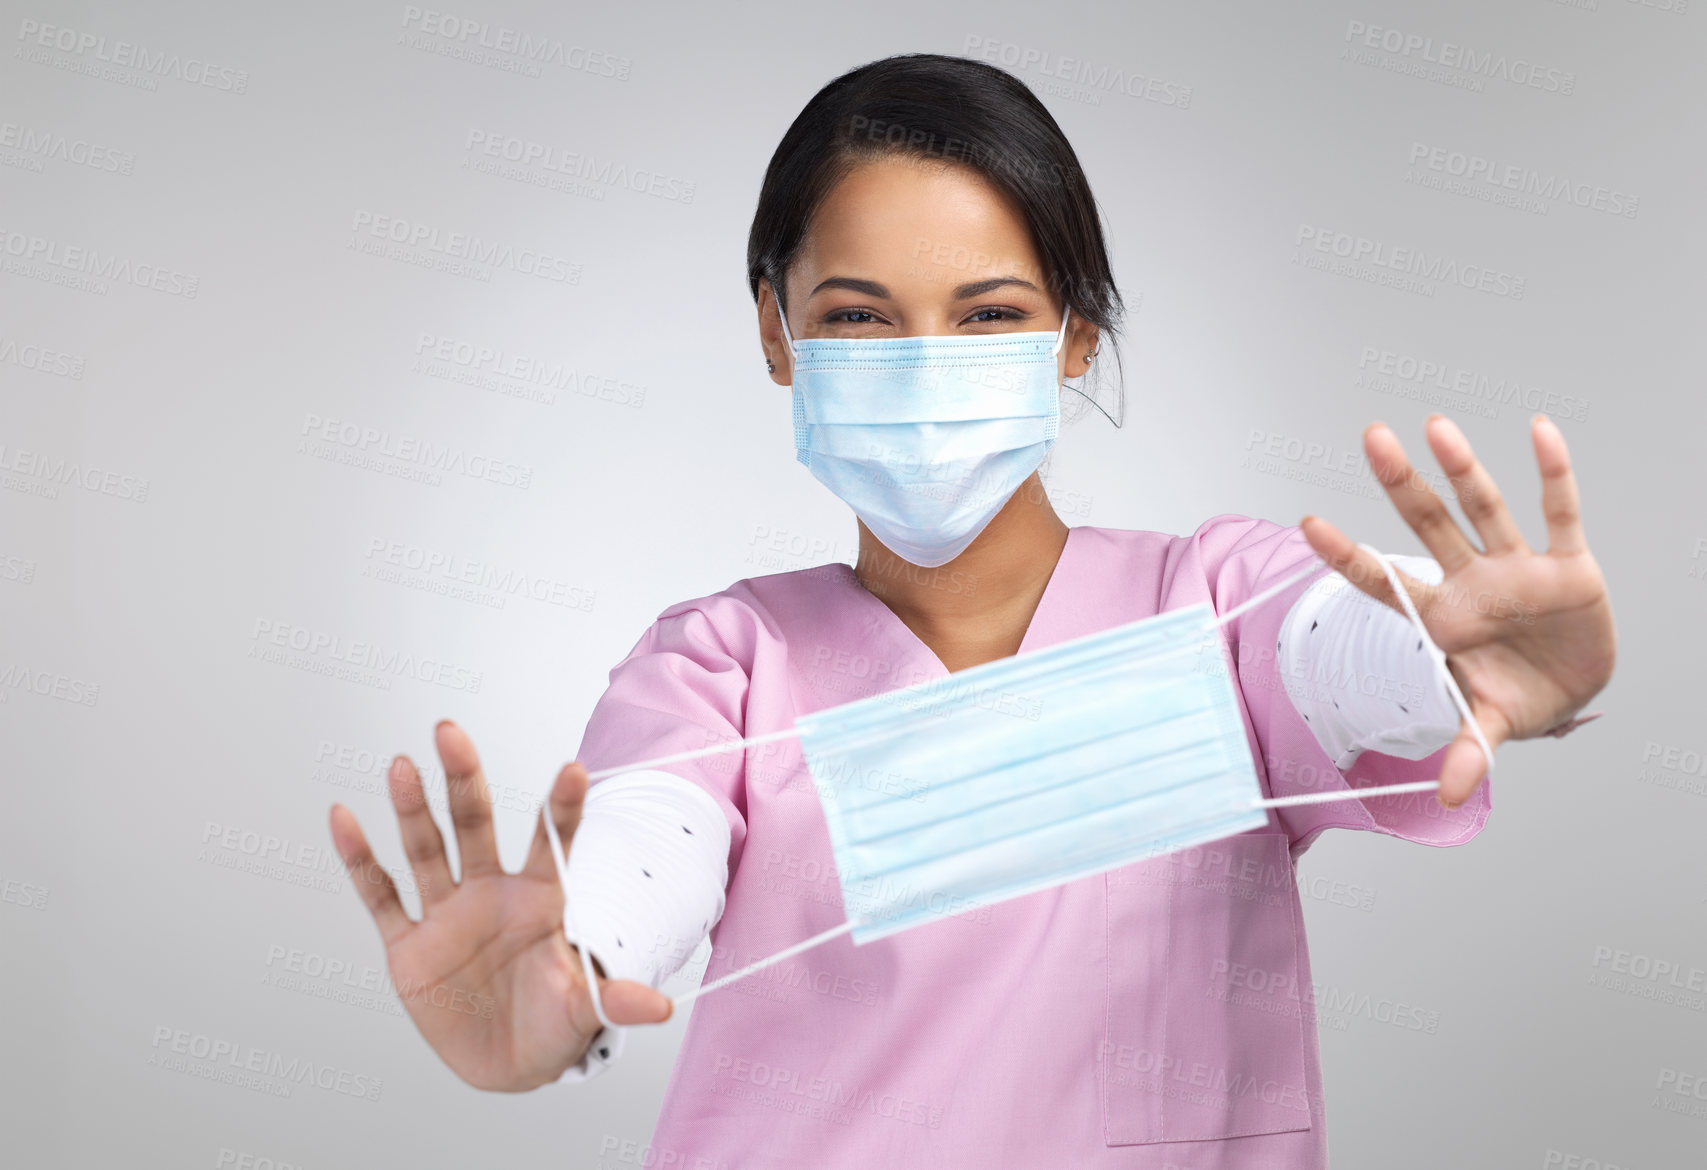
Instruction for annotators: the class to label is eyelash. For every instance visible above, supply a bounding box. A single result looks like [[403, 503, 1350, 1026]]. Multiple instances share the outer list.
[[825, 307, 1025, 325]]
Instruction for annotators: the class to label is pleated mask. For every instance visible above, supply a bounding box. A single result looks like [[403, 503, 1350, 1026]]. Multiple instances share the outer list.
[[801, 597, 1268, 942], [777, 283, 1070, 569]]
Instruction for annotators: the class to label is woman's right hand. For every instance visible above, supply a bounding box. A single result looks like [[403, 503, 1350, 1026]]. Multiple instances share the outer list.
[[327, 720, 672, 1092]]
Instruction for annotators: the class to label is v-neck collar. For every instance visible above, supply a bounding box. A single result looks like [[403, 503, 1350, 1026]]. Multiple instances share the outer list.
[[832, 525, 1082, 681]]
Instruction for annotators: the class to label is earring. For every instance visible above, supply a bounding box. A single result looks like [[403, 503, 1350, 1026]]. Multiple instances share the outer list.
[[766, 359, 776, 373], [1084, 348, 1098, 363]]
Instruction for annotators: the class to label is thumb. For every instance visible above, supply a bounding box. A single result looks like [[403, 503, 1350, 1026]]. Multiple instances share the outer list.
[[590, 977, 674, 1026], [1437, 703, 1504, 810]]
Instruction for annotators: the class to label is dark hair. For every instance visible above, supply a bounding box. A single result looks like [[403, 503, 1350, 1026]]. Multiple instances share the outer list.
[[746, 52, 1127, 425]]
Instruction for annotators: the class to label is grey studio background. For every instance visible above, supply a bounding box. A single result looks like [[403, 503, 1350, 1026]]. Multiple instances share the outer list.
[[2, 0, 1701, 1167]]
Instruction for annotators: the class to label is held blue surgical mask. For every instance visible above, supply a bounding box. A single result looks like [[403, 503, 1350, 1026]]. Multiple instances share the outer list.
[[801, 597, 1268, 942], [776, 285, 1072, 568]]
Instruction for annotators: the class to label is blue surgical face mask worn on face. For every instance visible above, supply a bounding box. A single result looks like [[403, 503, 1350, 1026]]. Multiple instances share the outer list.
[[775, 284, 1072, 568], [548, 547, 1495, 1028]]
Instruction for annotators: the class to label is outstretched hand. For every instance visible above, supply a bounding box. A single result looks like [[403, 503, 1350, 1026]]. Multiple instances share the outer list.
[[328, 721, 672, 1092], [1299, 413, 1616, 809]]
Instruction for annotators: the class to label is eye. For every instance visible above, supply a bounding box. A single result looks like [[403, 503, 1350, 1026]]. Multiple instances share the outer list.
[[965, 307, 1027, 325], [825, 307, 881, 324]]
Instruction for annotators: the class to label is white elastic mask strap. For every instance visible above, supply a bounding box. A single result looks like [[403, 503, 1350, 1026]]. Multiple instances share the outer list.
[[1052, 304, 1072, 358], [772, 282, 795, 354], [1223, 545, 1495, 811], [1351, 542, 1494, 782], [541, 803, 615, 1032]]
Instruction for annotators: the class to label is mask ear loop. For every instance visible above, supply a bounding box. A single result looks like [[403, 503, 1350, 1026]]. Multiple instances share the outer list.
[[1215, 546, 1495, 810], [540, 803, 616, 1033], [1053, 305, 1124, 429], [771, 281, 796, 356]]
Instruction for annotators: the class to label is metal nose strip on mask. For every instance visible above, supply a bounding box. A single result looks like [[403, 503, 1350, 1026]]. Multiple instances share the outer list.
[[542, 543, 1493, 1023]]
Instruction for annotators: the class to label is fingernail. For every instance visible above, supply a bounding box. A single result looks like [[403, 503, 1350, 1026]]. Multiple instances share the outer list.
[[389, 756, 409, 782], [436, 718, 456, 732]]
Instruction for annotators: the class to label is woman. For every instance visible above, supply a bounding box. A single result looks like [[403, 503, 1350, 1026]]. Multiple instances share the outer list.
[[327, 54, 1615, 1168]]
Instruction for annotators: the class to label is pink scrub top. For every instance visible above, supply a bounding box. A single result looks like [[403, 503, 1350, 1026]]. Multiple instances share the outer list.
[[575, 515, 1491, 1169]]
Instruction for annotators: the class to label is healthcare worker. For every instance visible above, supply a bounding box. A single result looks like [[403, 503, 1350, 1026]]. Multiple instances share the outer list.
[[328, 53, 1616, 1168]]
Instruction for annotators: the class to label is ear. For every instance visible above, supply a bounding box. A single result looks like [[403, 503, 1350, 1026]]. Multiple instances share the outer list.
[[757, 281, 793, 387], [1060, 315, 1100, 380]]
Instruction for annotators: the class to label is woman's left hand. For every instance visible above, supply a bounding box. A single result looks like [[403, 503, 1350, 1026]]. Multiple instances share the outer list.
[[1298, 412, 1616, 809]]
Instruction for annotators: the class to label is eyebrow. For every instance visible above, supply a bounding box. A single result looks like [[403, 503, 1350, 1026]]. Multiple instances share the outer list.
[[807, 275, 1043, 300]]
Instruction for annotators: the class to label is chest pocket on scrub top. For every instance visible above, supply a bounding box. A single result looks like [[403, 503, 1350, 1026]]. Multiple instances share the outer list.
[[1102, 830, 1313, 1145]]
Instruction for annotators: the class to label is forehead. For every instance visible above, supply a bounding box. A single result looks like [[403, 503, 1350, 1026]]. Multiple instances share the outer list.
[[793, 155, 1045, 288]]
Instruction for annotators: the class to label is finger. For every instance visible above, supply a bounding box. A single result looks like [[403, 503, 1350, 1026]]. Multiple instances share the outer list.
[[388, 753, 456, 907], [1421, 414, 1529, 556], [1299, 514, 1438, 620], [1362, 422, 1478, 574], [524, 762, 590, 882], [1530, 413, 1586, 556], [328, 803, 414, 946], [592, 976, 675, 1026], [436, 720, 502, 880], [1436, 701, 1509, 809]]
